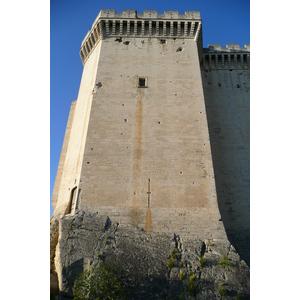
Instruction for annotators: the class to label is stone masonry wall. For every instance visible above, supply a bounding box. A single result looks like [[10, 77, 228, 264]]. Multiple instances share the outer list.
[[51, 41, 102, 216], [200, 51, 250, 264], [77, 35, 226, 240]]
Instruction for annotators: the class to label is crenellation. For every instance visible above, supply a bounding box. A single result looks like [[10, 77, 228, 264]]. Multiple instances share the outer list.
[[164, 10, 179, 19], [201, 45, 250, 70], [185, 10, 201, 19], [121, 10, 137, 19], [100, 9, 117, 18], [80, 9, 202, 64], [204, 43, 250, 52], [142, 10, 158, 19], [97, 10, 201, 20]]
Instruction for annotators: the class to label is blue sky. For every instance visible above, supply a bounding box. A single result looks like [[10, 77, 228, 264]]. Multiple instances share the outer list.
[[50, 0, 250, 215]]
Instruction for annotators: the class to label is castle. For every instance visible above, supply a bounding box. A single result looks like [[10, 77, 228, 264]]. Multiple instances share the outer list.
[[51, 9, 249, 298]]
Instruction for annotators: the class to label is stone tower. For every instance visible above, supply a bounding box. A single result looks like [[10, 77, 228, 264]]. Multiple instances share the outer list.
[[51, 10, 250, 298], [51, 9, 227, 240]]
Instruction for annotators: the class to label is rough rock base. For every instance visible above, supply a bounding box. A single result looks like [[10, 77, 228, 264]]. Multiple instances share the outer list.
[[52, 211, 249, 299]]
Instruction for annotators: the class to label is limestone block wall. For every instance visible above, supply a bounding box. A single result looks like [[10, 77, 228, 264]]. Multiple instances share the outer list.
[[51, 41, 102, 216], [200, 46, 250, 263], [76, 34, 226, 239], [52, 10, 228, 240], [51, 100, 76, 212]]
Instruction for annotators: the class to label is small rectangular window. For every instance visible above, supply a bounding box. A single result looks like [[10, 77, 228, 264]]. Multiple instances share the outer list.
[[138, 76, 147, 88]]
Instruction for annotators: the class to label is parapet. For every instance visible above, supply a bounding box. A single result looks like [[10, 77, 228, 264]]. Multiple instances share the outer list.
[[80, 9, 202, 64], [201, 44, 250, 70], [203, 44, 250, 53]]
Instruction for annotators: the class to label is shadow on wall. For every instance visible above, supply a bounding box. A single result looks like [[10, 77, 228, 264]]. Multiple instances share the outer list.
[[200, 69, 250, 267]]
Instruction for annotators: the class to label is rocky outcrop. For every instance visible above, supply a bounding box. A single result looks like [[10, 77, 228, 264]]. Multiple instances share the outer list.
[[50, 215, 60, 296], [52, 211, 249, 299]]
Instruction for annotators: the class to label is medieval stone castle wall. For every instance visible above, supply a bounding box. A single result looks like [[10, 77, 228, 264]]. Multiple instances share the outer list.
[[50, 10, 250, 297], [51, 9, 249, 249], [200, 44, 250, 262]]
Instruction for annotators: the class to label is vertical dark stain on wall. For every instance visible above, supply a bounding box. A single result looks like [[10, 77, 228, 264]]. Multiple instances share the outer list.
[[131, 88, 144, 225]]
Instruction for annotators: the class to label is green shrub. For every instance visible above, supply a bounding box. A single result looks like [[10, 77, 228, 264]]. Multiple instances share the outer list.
[[170, 249, 178, 260], [187, 273, 198, 296], [179, 271, 185, 280], [199, 255, 205, 270], [218, 283, 227, 299], [189, 274, 196, 282], [73, 262, 131, 300], [219, 256, 232, 267], [167, 259, 174, 269]]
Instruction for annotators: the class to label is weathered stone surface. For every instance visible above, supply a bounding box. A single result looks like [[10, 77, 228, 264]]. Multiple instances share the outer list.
[[54, 212, 249, 299], [50, 215, 60, 295]]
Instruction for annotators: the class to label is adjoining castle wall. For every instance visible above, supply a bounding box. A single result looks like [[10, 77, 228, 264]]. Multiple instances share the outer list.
[[201, 46, 250, 264]]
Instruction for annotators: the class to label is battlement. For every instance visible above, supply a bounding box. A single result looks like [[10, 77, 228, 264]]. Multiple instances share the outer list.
[[203, 44, 250, 53], [201, 44, 250, 70], [80, 10, 202, 64]]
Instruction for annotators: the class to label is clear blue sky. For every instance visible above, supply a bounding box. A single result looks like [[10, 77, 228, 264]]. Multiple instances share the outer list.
[[50, 0, 250, 215]]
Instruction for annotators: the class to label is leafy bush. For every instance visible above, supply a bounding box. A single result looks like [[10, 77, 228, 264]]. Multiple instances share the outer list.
[[218, 283, 227, 299], [218, 256, 232, 267], [170, 249, 178, 260], [167, 259, 174, 269], [73, 262, 131, 300], [187, 273, 198, 296], [179, 271, 185, 280], [199, 255, 205, 270]]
